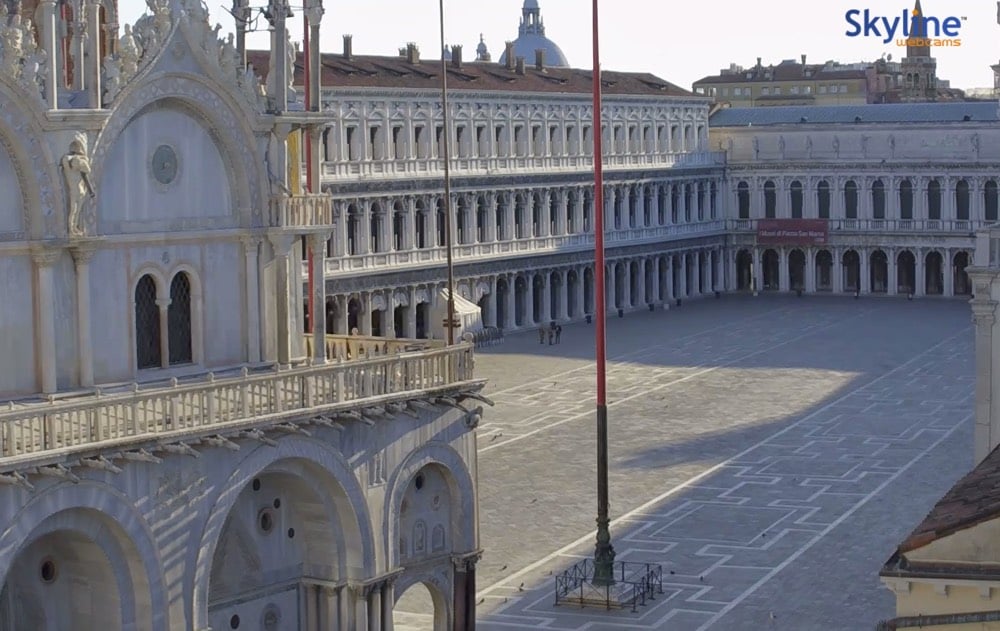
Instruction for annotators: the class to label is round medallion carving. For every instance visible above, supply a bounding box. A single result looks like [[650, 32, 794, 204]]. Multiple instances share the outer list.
[[151, 144, 178, 185]]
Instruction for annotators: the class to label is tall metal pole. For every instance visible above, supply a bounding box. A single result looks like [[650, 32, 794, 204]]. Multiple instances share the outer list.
[[439, 0, 457, 346], [591, 0, 616, 586]]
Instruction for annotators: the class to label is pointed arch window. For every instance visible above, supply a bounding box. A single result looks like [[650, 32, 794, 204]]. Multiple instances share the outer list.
[[168, 272, 193, 365], [135, 275, 161, 370]]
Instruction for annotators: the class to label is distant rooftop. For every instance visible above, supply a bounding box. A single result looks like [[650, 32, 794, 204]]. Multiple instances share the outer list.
[[246, 49, 696, 98], [694, 58, 868, 85], [710, 102, 1000, 126]]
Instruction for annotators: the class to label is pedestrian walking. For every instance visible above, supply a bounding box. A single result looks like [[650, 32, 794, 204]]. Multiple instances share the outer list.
[[539, 326, 546, 344], [548, 327, 554, 345], [555, 325, 562, 344]]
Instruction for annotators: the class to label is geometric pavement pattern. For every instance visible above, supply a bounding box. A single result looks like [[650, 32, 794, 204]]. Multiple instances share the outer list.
[[396, 296, 974, 631]]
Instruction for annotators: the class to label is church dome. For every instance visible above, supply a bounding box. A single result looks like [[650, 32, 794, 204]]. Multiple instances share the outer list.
[[497, 0, 569, 68]]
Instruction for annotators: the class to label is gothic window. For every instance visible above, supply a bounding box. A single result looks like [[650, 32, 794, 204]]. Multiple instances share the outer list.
[[764, 180, 776, 218], [369, 209, 381, 252], [956, 179, 970, 220], [168, 272, 193, 365], [710, 182, 718, 219], [790, 180, 803, 218], [872, 179, 886, 219], [392, 204, 405, 250], [844, 180, 858, 219], [684, 183, 693, 222], [347, 205, 360, 255], [737, 181, 750, 219], [416, 206, 427, 248], [817, 180, 830, 218], [671, 185, 680, 223], [436, 199, 446, 246], [899, 180, 913, 220], [476, 197, 487, 242], [986, 180, 999, 222], [697, 182, 705, 220], [927, 179, 941, 220], [135, 275, 161, 370]]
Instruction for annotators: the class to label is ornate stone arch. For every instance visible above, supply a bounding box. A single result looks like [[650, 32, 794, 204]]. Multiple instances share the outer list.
[[0, 481, 170, 630], [0, 80, 63, 238], [191, 436, 376, 629], [91, 73, 265, 228], [393, 568, 452, 629], [131, 264, 169, 300], [383, 441, 476, 567]]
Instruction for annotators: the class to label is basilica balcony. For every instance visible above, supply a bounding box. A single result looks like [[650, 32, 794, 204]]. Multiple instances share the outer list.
[[269, 193, 335, 230], [0, 341, 476, 470], [303, 333, 443, 360], [320, 220, 727, 276], [729, 218, 986, 234], [318, 151, 726, 181]]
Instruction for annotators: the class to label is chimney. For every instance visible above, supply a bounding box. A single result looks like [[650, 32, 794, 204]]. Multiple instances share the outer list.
[[515, 56, 525, 75], [505, 41, 515, 70], [801, 54, 807, 65], [451, 45, 463, 69], [406, 42, 420, 64], [535, 48, 545, 71], [343, 34, 353, 60], [756, 56, 762, 67]]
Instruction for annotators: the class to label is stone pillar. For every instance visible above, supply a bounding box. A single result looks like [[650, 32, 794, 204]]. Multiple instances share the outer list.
[[487, 194, 499, 242], [320, 587, 337, 631], [574, 267, 585, 316], [665, 257, 674, 300], [752, 248, 762, 293], [241, 236, 262, 362], [453, 555, 479, 631], [605, 188, 616, 231], [805, 247, 816, 293], [86, 0, 102, 107], [726, 249, 737, 291], [39, 0, 59, 108], [622, 261, 632, 308], [778, 248, 789, 292], [607, 264, 616, 311], [309, 232, 329, 362], [540, 272, 551, 323], [359, 293, 373, 335], [308, 125, 323, 193], [405, 287, 417, 338], [69, 1, 86, 91], [267, 0, 290, 111], [367, 586, 382, 631], [156, 296, 171, 369], [971, 269, 999, 464], [337, 295, 349, 336], [506, 274, 517, 328], [381, 581, 395, 631], [916, 250, 926, 296], [71, 245, 96, 387], [31, 249, 60, 393], [360, 202, 372, 254], [859, 248, 869, 294], [679, 254, 688, 298], [557, 270, 569, 320], [269, 235, 295, 364], [888, 250, 898, 295], [944, 250, 954, 296], [651, 258, 661, 303]]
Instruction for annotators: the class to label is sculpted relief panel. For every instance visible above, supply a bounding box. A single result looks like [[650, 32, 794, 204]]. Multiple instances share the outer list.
[[96, 107, 233, 232], [0, 138, 23, 234]]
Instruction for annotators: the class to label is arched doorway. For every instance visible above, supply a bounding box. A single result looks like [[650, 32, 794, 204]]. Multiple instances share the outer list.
[[897, 251, 916, 295], [394, 582, 448, 631], [567, 270, 579, 317], [843, 250, 860, 293], [925, 251, 943, 295], [549, 271, 562, 320], [207, 465, 363, 631], [532, 274, 544, 323], [672, 254, 682, 298], [394, 305, 406, 338], [736, 249, 752, 291], [348, 297, 362, 334], [870, 250, 888, 293], [629, 261, 639, 307], [325, 296, 337, 334], [514, 276, 527, 327], [815, 250, 833, 291], [476, 294, 489, 328], [495, 277, 509, 329], [954, 252, 971, 296], [614, 262, 626, 309], [762, 249, 779, 290], [416, 302, 429, 338], [583, 267, 594, 315], [788, 249, 805, 291]]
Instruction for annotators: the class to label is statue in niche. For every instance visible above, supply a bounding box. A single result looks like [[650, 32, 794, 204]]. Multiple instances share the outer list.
[[431, 524, 446, 552], [204, 22, 222, 59], [19, 18, 45, 90], [102, 54, 123, 102], [1, 14, 24, 77], [119, 24, 142, 78], [805, 135, 813, 159], [778, 135, 786, 159], [832, 136, 840, 158], [861, 134, 869, 158], [134, 0, 172, 57], [752, 136, 759, 159], [61, 133, 96, 237], [972, 133, 981, 159], [413, 521, 426, 554], [286, 34, 298, 99], [888, 134, 896, 158], [219, 32, 237, 77]]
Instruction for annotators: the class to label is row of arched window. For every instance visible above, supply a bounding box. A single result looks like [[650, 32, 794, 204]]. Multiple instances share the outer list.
[[737, 178, 1000, 221], [134, 272, 193, 370]]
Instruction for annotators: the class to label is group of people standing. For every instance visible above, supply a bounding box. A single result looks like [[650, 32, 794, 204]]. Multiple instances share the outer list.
[[539, 323, 563, 345]]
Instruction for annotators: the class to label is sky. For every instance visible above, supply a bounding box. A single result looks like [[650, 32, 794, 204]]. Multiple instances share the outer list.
[[118, 0, 1000, 91]]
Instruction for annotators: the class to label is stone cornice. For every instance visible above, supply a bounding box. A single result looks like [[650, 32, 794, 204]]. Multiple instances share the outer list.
[[319, 87, 710, 108], [725, 161, 1000, 172]]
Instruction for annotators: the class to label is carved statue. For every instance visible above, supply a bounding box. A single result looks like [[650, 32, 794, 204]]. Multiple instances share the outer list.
[[286, 34, 297, 98], [861, 134, 869, 157], [1, 14, 24, 77], [61, 134, 96, 237], [888, 134, 896, 158], [102, 55, 123, 102], [219, 33, 237, 77], [973, 133, 981, 159], [204, 22, 222, 58], [778, 135, 786, 159], [752, 136, 759, 159], [19, 18, 44, 93], [119, 24, 142, 78], [832, 136, 840, 157], [805, 135, 813, 158]]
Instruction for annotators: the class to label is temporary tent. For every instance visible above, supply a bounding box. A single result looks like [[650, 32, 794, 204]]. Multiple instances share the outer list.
[[428, 287, 483, 340]]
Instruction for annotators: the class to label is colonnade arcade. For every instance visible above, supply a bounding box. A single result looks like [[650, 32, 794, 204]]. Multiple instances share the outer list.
[[315, 246, 724, 339], [326, 178, 722, 257], [734, 175, 1000, 222], [731, 246, 973, 296]]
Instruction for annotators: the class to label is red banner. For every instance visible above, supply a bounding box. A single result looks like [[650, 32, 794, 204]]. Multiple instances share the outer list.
[[756, 219, 828, 245]]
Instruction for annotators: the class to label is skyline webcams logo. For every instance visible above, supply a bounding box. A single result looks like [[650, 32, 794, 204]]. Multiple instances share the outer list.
[[845, 8, 966, 47]]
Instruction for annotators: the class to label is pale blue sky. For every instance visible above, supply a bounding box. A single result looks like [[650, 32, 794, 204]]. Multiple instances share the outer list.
[[119, 0, 999, 91]]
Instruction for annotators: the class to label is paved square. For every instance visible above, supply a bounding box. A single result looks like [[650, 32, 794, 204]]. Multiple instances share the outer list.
[[397, 295, 974, 631]]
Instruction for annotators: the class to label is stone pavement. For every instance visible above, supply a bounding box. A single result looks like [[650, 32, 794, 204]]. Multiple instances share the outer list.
[[396, 295, 974, 631]]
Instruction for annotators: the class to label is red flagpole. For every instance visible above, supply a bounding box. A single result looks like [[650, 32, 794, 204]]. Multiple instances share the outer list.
[[591, 0, 616, 585]]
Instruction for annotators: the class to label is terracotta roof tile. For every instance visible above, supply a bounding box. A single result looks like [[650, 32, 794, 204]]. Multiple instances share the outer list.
[[897, 444, 1000, 553], [245, 50, 696, 98]]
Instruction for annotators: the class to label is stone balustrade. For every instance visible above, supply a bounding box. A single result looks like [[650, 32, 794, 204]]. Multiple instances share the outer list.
[[728, 218, 987, 234], [303, 333, 444, 360], [0, 342, 475, 466], [319, 151, 727, 181], [321, 220, 728, 276], [269, 194, 335, 228]]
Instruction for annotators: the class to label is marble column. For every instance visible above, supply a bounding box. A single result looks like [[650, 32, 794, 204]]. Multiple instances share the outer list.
[[506, 274, 517, 328], [606, 264, 616, 311], [38, 0, 59, 107], [944, 250, 954, 296], [679, 254, 688, 298], [86, 0, 102, 107], [269, 234, 295, 364], [859, 248, 870, 294], [32, 249, 60, 393], [71, 245, 96, 387], [651, 258, 661, 303], [778, 248, 790, 292], [971, 276, 998, 464], [156, 297, 170, 369], [309, 232, 329, 362], [622, 261, 632, 308], [557, 270, 569, 320], [832, 248, 843, 293], [805, 248, 816, 293], [381, 581, 395, 631], [915, 250, 926, 296], [367, 587, 382, 631], [540, 272, 551, 323], [888, 250, 898, 295], [752, 248, 761, 293], [241, 236, 262, 362], [574, 267, 585, 317], [320, 587, 337, 631], [405, 287, 417, 338], [336, 295, 349, 336], [665, 257, 674, 300]]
